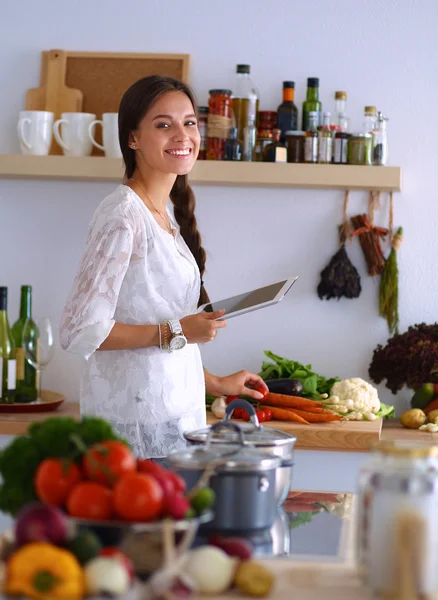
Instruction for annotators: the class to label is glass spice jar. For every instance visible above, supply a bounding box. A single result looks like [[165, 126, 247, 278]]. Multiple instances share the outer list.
[[348, 133, 372, 165], [356, 442, 438, 598], [286, 131, 305, 163], [258, 111, 277, 137], [197, 106, 208, 160], [333, 132, 349, 164], [207, 89, 233, 160]]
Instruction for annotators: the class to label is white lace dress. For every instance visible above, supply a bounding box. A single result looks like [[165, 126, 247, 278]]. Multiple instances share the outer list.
[[60, 185, 206, 458]]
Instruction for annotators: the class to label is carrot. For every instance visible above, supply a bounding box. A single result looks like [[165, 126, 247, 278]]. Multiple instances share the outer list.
[[259, 405, 309, 425], [425, 398, 438, 415], [263, 393, 324, 411], [284, 408, 342, 423]]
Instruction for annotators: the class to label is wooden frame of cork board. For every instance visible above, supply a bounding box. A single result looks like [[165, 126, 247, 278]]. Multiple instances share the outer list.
[[38, 51, 191, 155]]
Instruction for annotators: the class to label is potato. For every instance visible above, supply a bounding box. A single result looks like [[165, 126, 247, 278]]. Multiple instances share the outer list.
[[428, 409, 438, 424], [400, 409, 427, 429]]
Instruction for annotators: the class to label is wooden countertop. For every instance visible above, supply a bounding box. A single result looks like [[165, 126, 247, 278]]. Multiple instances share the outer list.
[[0, 401, 80, 435]]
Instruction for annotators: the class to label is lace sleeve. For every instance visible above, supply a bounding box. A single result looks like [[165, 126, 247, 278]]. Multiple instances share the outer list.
[[60, 216, 134, 359]]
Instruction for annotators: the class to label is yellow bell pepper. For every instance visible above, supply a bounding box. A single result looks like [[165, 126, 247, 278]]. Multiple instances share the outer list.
[[5, 541, 85, 600]]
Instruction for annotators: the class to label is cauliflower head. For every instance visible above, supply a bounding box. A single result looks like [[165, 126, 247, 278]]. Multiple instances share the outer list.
[[330, 378, 380, 415]]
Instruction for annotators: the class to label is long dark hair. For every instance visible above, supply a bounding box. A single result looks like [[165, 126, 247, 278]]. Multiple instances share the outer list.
[[118, 75, 209, 307]]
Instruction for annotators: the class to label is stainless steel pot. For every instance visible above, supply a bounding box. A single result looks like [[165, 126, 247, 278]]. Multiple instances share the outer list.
[[184, 399, 296, 505], [169, 421, 282, 533]]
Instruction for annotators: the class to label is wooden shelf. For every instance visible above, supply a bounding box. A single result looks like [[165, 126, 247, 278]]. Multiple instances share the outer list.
[[0, 154, 402, 191]]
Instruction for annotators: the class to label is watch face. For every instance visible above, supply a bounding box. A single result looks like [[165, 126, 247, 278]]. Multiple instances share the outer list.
[[170, 336, 187, 351]]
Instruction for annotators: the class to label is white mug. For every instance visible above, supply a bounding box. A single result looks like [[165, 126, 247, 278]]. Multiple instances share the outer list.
[[53, 113, 96, 156], [88, 113, 122, 158], [17, 111, 54, 155]]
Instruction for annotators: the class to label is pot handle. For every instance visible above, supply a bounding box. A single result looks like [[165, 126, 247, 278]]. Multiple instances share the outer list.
[[280, 458, 295, 468], [224, 399, 260, 428], [207, 420, 245, 449]]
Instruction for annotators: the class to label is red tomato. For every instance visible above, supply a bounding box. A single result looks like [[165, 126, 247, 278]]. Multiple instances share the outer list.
[[113, 473, 163, 522], [232, 408, 244, 419], [99, 547, 135, 581], [83, 441, 136, 486], [255, 409, 266, 423], [166, 471, 186, 494], [67, 482, 113, 520], [253, 384, 268, 400], [137, 458, 166, 477], [34, 458, 82, 506], [263, 408, 273, 422], [241, 411, 250, 422], [225, 395, 239, 405]]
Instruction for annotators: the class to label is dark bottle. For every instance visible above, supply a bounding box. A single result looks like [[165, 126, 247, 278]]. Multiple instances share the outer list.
[[302, 78, 322, 131], [224, 128, 242, 161], [12, 285, 38, 402], [276, 81, 298, 143], [0, 287, 16, 403], [262, 129, 287, 163]]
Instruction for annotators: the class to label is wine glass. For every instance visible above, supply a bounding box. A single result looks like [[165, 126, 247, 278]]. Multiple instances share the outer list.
[[23, 317, 56, 403]]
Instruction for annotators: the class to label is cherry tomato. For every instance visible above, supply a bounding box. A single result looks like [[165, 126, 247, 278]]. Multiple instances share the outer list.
[[113, 472, 163, 522], [34, 458, 82, 506], [255, 409, 266, 423], [225, 395, 239, 405], [67, 482, 113, 520], [83, 441, 136, 486], [99, 547, 135, 581], [263, 408, 273, 422], [253, 384, 269, 400], [232, 408, 244, 419]]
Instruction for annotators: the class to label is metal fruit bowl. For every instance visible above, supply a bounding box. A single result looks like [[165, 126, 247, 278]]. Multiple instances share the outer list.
[[71, 511, 213, 578]]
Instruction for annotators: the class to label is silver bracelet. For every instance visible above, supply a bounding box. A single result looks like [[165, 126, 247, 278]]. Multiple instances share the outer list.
[[158, 323, 162, 349]]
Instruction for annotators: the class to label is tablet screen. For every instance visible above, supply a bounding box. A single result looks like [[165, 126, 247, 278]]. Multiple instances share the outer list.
[[204, 280, 288, 316]]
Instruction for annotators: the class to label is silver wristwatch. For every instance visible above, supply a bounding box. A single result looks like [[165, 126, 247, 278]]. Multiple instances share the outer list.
[[167, 319, 187, 352]]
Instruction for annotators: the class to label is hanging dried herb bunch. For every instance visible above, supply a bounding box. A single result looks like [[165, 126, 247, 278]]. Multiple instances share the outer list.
[[317, 190, 362, 300], [351, 191, 388, 276], [369, 323, 438, 394]]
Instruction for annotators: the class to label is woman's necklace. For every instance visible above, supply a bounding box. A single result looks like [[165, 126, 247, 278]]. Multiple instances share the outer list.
[[129, 178, 173, 235]]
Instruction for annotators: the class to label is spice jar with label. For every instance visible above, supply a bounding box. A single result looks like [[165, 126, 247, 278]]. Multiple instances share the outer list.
[[347, 133, 372, 165], [207, 89, 233, 160], [334, 132, 349, 164], [318, 112, 333, 164], [286, 131, 305, 163], [303, 111, 319, 163], [356, 442, 438, 598], [262, 129, 287, 163], [197, 106, 208, 160]]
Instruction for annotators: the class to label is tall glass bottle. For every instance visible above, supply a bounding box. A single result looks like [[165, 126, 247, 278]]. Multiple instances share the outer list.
[[334, 91, 349, 132], [372, 111, 389, 166], [318, 112, 333, 164], [0, 287, 16, 403], [243, 117, 257, 162], [276, 81, 298, 143], [12, 285, 38, 402], [231, 64, 259, 143], [304, 112, 319, 163], [363, 106, 377, 133], [302, 78, 322, 131]]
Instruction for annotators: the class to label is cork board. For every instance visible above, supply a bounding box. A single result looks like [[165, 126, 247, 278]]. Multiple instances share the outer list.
[[39, 51, 190, 155]]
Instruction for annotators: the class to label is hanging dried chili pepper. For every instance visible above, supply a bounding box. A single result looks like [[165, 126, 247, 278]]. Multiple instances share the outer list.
[[351, 192, 388, 276], [317, 190, 362, 300]]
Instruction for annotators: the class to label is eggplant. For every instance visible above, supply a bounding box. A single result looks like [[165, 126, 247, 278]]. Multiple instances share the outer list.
[[266, 378, 303, 396]]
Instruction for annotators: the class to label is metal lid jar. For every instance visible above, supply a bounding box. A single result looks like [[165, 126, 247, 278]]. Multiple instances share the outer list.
[[357, 441, 438, 597]]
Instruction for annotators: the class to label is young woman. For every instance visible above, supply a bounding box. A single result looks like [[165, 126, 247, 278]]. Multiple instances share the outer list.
[[60, 75, 267, 461]]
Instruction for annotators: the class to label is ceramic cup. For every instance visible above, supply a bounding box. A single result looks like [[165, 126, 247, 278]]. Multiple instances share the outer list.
[[53, 112, 96, 156], [17, 110, 54, 155], [88, 113, 122, 158]]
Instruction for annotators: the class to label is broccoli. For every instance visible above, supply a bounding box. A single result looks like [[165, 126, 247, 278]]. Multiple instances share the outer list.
[[0, 416, 129, 515]]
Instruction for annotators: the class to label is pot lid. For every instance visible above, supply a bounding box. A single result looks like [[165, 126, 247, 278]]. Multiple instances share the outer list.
[[184, 422, 296, 448], [168, 443, 282, 473]]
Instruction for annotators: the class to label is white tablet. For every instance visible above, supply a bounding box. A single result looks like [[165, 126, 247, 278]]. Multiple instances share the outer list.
[[198, 277, 298, 320]]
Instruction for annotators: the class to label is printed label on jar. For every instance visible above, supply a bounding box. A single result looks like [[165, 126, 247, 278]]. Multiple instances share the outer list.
[[15, 347, 25, 381], [334, 138, 348, 164], [318, 137, 333, 163], [304, 137, 318, 163], [7, 359, 16, 390], [207, 115, 232, 139]]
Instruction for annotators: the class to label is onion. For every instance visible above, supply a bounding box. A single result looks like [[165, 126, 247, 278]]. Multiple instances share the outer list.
[[15, 502, 69, 547], [183, 546, 237, 594]]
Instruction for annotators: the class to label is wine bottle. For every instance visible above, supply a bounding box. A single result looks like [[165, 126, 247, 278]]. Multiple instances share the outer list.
[[0, 287, 16, 403], [12, 285, 38, 402]]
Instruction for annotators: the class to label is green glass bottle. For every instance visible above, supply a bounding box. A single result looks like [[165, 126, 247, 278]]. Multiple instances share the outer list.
[[0, 287, 16, 403], [302, 78, 322, 132], [12, 286, 38, 402]]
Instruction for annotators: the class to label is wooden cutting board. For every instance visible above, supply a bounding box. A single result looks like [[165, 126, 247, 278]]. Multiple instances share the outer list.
[[206, 414, 383, 452], [25, 49, 83, 154]]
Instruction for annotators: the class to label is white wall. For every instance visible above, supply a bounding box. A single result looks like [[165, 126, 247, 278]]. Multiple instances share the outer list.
[[1, 0, 437, 411]]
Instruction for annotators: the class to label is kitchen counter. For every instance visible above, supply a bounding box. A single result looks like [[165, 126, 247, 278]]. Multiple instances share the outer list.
[[0, 401, 80, 435]]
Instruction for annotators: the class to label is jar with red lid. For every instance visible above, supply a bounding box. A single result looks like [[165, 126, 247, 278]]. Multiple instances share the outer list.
[[207, 89, 233, 160], [197, 106, 208, 160], [258, 111, 277, 137]]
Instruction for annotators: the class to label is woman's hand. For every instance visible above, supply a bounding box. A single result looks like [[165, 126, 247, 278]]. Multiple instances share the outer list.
[[181, 310, 227, 344], [207, 370, 269, 401]]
